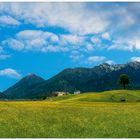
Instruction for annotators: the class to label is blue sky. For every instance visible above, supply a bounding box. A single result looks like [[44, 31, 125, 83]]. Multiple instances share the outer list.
[[0, 2, 140, 91]]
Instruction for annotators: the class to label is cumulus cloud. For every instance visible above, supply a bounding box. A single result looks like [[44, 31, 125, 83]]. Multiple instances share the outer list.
[[108, 39, 134, 51], [130, 57, 140, 62], [1, 3, 140, 36], [2, 3, 140, 65], [108, 37, 140, 52], [0, 2, 139, 35], [91, 36, 101, 44], [41, 45, 69, 53], [108, 44, 133, 51], [0, 15, 20, 26], [16, 30, 59, 42], [134, 39, 140, 50], [101, 32, 110, 40], [1, 29, 113, 65], [87, 56, 106, 64], [2, 38, 24, 51], [85, 44, 94, 51], [2, 30, 62, 52], [0, 3, 109, 35], [0, 46, 10, 59], [2, 30, 95, 54], [70, 50, 84, 62], [60, 34, 85, 45], [0, 68, 21, 79]]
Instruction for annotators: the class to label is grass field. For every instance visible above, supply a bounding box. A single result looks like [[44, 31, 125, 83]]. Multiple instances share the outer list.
[[0, 90, 140, 138]]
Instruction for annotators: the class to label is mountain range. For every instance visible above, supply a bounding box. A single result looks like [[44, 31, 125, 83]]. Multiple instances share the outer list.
[[1, 61, 140, 99]]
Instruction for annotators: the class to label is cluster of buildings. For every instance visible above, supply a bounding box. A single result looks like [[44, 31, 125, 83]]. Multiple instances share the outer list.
[[51, 90, 81, 96]]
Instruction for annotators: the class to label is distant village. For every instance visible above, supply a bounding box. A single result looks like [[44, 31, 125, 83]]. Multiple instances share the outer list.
[[51, 90, 81, 96]]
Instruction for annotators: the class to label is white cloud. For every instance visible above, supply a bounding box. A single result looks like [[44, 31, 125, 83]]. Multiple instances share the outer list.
[[70, 50, 84, 62], [124, 38, 140, 51], [0, 68, 21, 79], [0, 54, 10, 59], [105, 60, 115, 65], [119, 14, 134, 28], [0, 46, 11, 59], [108, 39, 134, 51], [91, 36, 101, 44], [135, 39, 140, 50], [108, 44, 133, 51], [1, 29, 111, 64], [130, 57, 140, 62], [41, 45, 69, 53], [101, 32, 110, 40], [87, 56, 106, 64], [0, 3, 109, 35], [2, 38, 24, 51], [2, 3, 140, 65], [60, 34, 85, 45], [1, 3, 140, 36], [2, 30, 95, 54], [85, 44, 94, 51], [0, 15, 20, 26], [108, 37, 140, 52], [2, 30, 60, 52], [16, 30, 59, 42]]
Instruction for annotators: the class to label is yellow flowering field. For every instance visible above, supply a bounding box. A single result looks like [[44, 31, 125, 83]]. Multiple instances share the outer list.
[[0, 90, 140, 138]]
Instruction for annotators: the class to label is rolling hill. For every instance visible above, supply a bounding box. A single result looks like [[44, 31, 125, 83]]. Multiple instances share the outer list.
[[50, 90, 140, 103], [3, 61, 140, 99]]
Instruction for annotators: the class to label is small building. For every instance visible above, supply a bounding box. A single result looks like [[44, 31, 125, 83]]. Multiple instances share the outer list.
[[51, 92, 66, 96], [74, 90, 81, 94]]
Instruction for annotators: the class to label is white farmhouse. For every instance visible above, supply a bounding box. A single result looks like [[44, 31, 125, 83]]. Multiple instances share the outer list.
[[74, 90, 81, 94], [52, 92, 66, 96]]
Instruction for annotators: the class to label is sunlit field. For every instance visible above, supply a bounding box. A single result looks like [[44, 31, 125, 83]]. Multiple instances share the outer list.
[[0, 90, 140, 138]]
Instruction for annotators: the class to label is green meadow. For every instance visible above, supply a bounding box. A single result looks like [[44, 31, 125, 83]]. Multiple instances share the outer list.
[[0, 90, 140, 138]]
